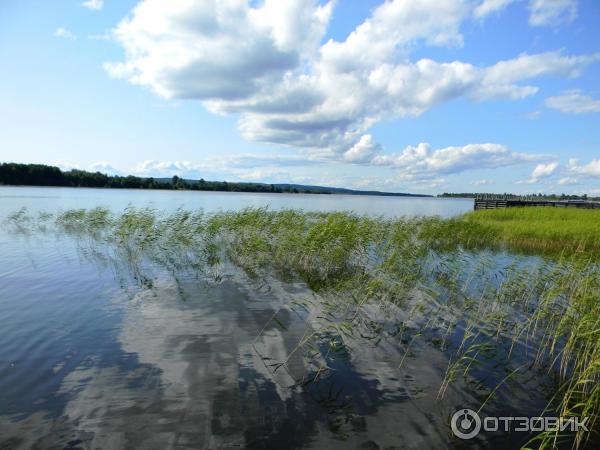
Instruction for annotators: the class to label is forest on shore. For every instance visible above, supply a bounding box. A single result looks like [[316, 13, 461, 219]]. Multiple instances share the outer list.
[[439, 192, 599, 201], [0, 162, 428, 197], [0, 163, 332, 194], [0, 162, 310, 193]]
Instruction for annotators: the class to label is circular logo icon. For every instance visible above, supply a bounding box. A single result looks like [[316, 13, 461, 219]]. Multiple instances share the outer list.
[[451, 409, 481, 440]]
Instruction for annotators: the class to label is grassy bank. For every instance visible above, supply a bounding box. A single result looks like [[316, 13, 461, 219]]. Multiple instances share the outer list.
[[459, 207, 600, 257], [5, 206, 599, 448]]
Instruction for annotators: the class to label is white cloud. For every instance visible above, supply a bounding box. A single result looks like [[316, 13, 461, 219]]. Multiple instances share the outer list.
[[82, 0, 104, 11], [343, 135, 381, 163], [226, 49, 595, 161], [220, 154, 322, 168], [568, 159, 600, 177], [474, 0, 516, 19], [106, 0, 597, 172], [131, 160, 210, 177], [89, 162, 121, 175], [56, 161, 122, 175], [125, 141, 545, 187], [54, 27, 76, 40], [235, 167, 289, 182], [55, 162, 81, 171], [531, 161, 558, 178], [558, 176, 579, 185], [528, 0, 577, 27], [470, 179, 492, 186], [351, 176, 446, 192], [475, 0, 577, 27], [517, 161, 559, 184], [130, 153, 323, 180], [515, 158, 599, 187], [371, 142, 544, 180], [472, 51, 598, 100], [106, 0, 334, 100], [545, 90, 600, 114]]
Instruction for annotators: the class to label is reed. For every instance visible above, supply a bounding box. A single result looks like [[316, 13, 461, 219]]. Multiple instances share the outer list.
[[461, 207, 600, 257]]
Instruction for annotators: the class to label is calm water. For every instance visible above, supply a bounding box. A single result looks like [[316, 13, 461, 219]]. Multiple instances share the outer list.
[[0, 186, 473, 218], [0, 188, 557, 450]]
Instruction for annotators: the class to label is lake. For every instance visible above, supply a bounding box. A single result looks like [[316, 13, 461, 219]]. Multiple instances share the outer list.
[[0, 188, 575, 449], [0, 186, 473, 218]]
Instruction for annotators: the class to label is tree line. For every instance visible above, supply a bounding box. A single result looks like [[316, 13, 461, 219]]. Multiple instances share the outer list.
[[438, 192, 599, 201], [0, 163, 330, 194]]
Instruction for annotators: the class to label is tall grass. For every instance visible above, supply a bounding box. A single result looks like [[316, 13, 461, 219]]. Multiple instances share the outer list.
[[461, 207, 600, 257], [4, 206, 599, 448]]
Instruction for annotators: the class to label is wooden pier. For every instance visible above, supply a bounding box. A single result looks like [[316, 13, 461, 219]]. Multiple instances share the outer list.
[[474, 197, 600, 210]]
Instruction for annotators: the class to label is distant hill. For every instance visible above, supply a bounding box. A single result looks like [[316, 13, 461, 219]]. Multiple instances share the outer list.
[[1, 162, 430, 197], [152, 178, 430, 197], [271, 183, 430, 197]]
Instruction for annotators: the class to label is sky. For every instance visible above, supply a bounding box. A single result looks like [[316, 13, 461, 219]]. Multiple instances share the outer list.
[[0, 0, 599, 195]]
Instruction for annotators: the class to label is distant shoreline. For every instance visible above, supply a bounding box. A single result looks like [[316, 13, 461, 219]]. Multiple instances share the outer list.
[[0, 162, 431, 198]]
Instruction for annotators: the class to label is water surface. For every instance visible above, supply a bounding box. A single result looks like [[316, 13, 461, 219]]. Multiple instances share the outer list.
[[0, 186, 473, 218], [0, 191, 563, 450]]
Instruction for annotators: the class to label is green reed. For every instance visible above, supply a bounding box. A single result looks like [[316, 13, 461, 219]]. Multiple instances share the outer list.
[[461, 207, 600, 257]]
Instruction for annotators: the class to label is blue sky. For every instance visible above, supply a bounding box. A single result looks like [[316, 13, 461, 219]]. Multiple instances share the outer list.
[[1, 0, 599, 195]]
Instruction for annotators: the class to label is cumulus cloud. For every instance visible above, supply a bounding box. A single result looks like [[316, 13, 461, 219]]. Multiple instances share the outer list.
[[130, 153, 322, 179], [219, 154, 322, 168], [54, 161, 121, 174], [475, 0, 577, 27], [370, 142, 544, 181], [125, 141, 544, 188], [515, 158, 600, 187], [106, 0, 334, 100], [568, 159, 600, 177], [528, 0, 577, 27], [350, 176, 446, 192], [88, 162, 121, 175], [545, 90, 600, 114], [82, 0, 104, 10], [106, 0, 596, 171], [235, 167, 290, 182], [517, 161, 559, 184], [532, 161, 558, 178], [471, 51, 598, 100], [55, 162, 81, 171], [131, 160, 210, 177], [128, 157, 321, 184], [474, 0, 516, 19], [54, 27, 76, 40], [343, 135, 382, 163], [558, 176, 579, 185]]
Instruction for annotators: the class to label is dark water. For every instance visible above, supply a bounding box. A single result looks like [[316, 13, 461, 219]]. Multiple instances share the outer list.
[[0, 190, 563, 449]]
